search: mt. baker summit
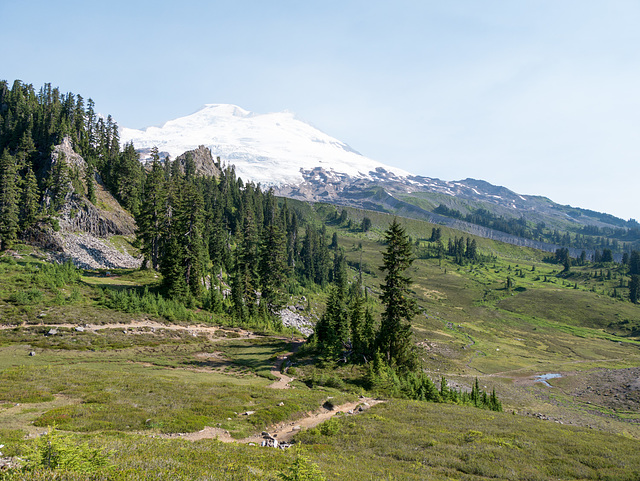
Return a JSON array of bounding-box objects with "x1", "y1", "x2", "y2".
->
[
  {"x1": 120, "y1": 104, "x2": 631, "y2": 249},
  {"x1": 119, "y1": 104, "x2": 409, "y2": 186}
]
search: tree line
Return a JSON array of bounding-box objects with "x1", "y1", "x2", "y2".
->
[{"x1": 433, "y1": 203, "x2": 640, "y2": 254}]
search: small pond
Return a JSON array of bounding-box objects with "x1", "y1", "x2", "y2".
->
[{"x1": 534, "y1": 373, "x2": 562, "y2": 387}]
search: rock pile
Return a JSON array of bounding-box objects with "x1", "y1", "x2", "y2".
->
[
  {"x1": 278, "y1": 307, "x2": 314, "y2": 336},
  {"x1": 50, "y1": 231, "x2": 142, "y2": 270}
]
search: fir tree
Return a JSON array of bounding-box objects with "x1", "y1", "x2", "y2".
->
[
  {"x1": 49, "y1": 151, "x2": 70, "y2": 211},
  {"x1": 259, "y1": 223, "x2": 289, "y2": 315},
  {"x1": 19, "y1": 165, "x2": 39, "y2": 229},
  {"x1": 630, "y1": 275, "x2": 640, "y2": 304},
  {"x1": 85, "y1": 162, "x2": 96, "y2": 204},
  {"x1": 0, "y1": 150, "x2": 19, "y2": 250},
  {"x1": 377, "y1": 218, "x2": 418, "y2": 370},
  {"x1": 137, "y1": 157, "x2": 167, "y2": 270}
]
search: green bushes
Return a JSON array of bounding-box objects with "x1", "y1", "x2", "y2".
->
[
  {"x1": 367, "y1": 357, "x2": 502, "y2": 411},
  {"x1": 10, "y1": 288, "x2": 43, "y2": 305},
  {"x1": 32, "y1": 260, "x2": 81, "y2": 289},
  {"x1": 99, "y1": 287, "x2": 199, "y2": 322},
  {"x1": 18, "y1": 427, "x2": 111, "y2": 476}
]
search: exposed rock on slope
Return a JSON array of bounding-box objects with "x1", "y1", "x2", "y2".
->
[
  {"x1": 174, "y1": 145, "x2": 221, "y2": 178},
  {"x1": 26, "y1": 137, "x2": 141, "y2": 269}
]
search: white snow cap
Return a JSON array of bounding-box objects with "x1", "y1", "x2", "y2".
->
[{"x1": 120, "y1": 104, "x2": 409, "y2": 185}]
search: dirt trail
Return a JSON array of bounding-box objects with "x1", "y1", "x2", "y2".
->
[
  {"x1": 266, "y1": 341, "x2": 304, "y2": 389},
  {"x1": 0, "y1": 320, "x2": 256, "y2": 341},
  {"x1": 165, "y1": 397, "x2": 384, "y2": 444}
]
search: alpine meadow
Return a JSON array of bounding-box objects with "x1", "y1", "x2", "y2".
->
[{"x1": 1, "y1": 80, "x2": 640, "y2": 480}]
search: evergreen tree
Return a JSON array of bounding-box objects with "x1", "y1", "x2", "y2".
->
[
  {"x1": 19, "y1": 165, "x2": 39, "y2": 230},
  {"x1": 259, "y1": 223, "x2": 289, "y2": 315},
  {"x1": 232, "y1": 207, "x2": 260, "y2": 320},
  {"x1": 49, "y1": 151, "x2": 70, "y2": 210},
  {"x1": 177, "y1": 181, "x2": 206, "y2": 298},
  {"x1": 160, "y1": 237, "x2": 188, "y2": 300},
  {"x1": 137, "y1": 157, "x2": 167, "y2": 270},
  {"x1": 85, "y1": 162, "x2": 96, "y2": 204},
  {"x1": 630, "y1": 275, "x2": 640, "y2": 304},
  {"x1": 377, "y1": 218, "x2": 418, "y2": 370},
  {"x1": 629, "y1": 251, "x2": 640, "y2": 276},
  {"x1": 0, "y1": 150, "x2": 19, "y2": 250},
  {"x1": 315, "y1": 251, "x2": 349, "y2": 353}
]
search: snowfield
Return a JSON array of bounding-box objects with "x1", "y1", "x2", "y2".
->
[{"x1": 120, "y1": 104, "x2": 410, "y2": 186}]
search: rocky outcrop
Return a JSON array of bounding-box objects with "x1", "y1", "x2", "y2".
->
[
  {"x1": 24, "y1": 137, "x2": 142, "y2": 269},
  {"x1": 52, "y1": 136, "x2": 87, "y2": 172},
  {"x1": 175, "y1": 145, "x2": 221, "y2": 178}
]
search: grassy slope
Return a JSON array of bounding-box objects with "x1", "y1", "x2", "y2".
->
[{"x1": 1, "y1": 206, "x2": 640, "y2": 479}]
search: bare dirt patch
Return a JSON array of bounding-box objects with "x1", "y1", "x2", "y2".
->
[{"x1": 161, "y1": 397, "x2": 384, "y2": 444}]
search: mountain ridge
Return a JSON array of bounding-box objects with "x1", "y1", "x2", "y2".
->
[{"x1": 120, "y1": 104, "x2": 639, "y2": 254}]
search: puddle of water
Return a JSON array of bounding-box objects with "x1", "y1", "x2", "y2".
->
[{"x1": 534, "y1": 373, "x2": 562, "y2": 387}]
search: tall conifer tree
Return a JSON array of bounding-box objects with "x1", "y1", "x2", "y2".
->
[
  {"x1": 0, "y1": 150, "x2": 19, "y2": 250},
  {"x1": 377, "y1": 218, "x2": 418, "y2": 370}
]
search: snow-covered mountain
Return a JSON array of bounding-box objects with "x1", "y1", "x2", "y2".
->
[
  {"x1": 120, "y1": 104, "x2": 410, "y2": 186},
  {"x1": 120, "y1": 104, "x2": 634, "y2": 250}
]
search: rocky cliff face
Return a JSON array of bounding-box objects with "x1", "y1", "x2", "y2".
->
[
  {"x1": 26, "y1": 137, "x2": 142, "y2": 269},
  {"x1": 175, "y1": 145, "x2": 221, "y2": 178}
]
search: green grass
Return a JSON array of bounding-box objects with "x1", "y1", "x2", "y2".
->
[{"x1": 2, "y1": 213, "x2": 640, "y2": 479}]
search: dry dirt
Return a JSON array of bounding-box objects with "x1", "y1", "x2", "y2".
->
[{"x1": 162, "y1": 397, "x2": 384, "y2": 444}]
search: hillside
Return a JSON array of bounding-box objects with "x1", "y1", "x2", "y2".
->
[
  {"x1": 2, "y1": 207, "x2": 640, "y2": 478},
  {"x1": 120, "y1": 103, "x2": 640, "y2": 256},
  {"x1": 2, "y1": 80, "x2": 640, "y2": 479}
]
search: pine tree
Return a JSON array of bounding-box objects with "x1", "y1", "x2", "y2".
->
[
  {"x1": 85, "y1": 162, "x2": 96, "y2": 204},
  {"x1": 137, "y1": 158, "x2": 167, "y2": 270},
  {"x1": 0, "y1": 150, "x2": 19, "y2": 250},
  {"x1": 630, "y1": 275, "x2": 640, "y2": 304},
  {"x1": 115, "y1": 142, "x2": 142, "y2": 215},
  {"x1": 232, "y1": 207, "x2": 260, "y2": 320},
  {"x1": 377, "y1": 218, "x2": 418, "y2": 370},
  {"x1": 49, "y1": 151, "x2": 70, "y2": 211},
  {"x1": 259, "y1": 223, "x2": 289, "y2": 315},
  {"x1": 160, "y1": 237, "x2": 188, "y2": 300},
  {"x1": 177, "y1": 181, "x2": 206, "y2": 298},
  {"x1": 19, "y1": 165, "x2": 39, "y2": 229},
  {"x1": 629, "y1": 251, "x2": 640, "y2": 276}
]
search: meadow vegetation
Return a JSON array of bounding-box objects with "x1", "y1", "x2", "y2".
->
[{"x1": 1, "y1": 207, "x2": 640, "y2": 479}]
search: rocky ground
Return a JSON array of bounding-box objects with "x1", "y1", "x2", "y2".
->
[
  {"x1": 50, "y1": 231, "x2": 141, "y2": 270},
  {"x1": 569, "y1": 367, "x2": 640, "y2": 414},
  {"x1": 279, "y1": 305, "x2": 315, "y2": 337}
]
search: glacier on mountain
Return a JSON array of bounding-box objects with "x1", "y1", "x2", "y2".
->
[{"x1": 119, "y1": 104, "x2": 410, "y2": 186}]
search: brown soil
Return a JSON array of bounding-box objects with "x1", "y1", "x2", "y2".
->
[{"x1": 162, "y1": 397, "x2": 384, "y2": 443}]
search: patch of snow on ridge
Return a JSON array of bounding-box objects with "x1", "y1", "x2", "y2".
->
[{"x1": 120, "y1": 104, "x2": 410, "y2": 186}]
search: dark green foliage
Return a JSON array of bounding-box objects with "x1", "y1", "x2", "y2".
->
[
  {"x1": 299, "y1": 225, "x2": 331, "y2": 286},
  {"x1": 0, "y1": 150, "x2": 19, "y2": 250},
  {"x1": 20, "y1": 165, "x2": 39, "y2": 228},
  {"x1": 377, "y1": 218, "x2": 418, "y2": 370},
  {"x1": 47, "y1": 152, "x2": 71, "y2": 210},
  {"x1": 259, "y1": 223, "x2": 289, "y2": 314},
  {"x1": 99, "y1": 287, "x2": 199, "y2": 322},
  {"x1": 630, "y1": 275, "x2": 640, "y2": 304},
  {"x1": 315, "y1": 253, "x2": 350, "y2": 354},
  {"x1": 113, "y1": 142, "x2": 142, "y2": 215},
  {"x1": 136, "y1": 156, "x2": 166, "y2": 270},
  {"x1": 630, "y1": 251, "x2": 640, "y2": 276}
]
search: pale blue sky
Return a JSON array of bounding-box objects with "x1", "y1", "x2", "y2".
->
[{"x1": 2, "y1": 1, "x2": 639, "y2": 220}]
